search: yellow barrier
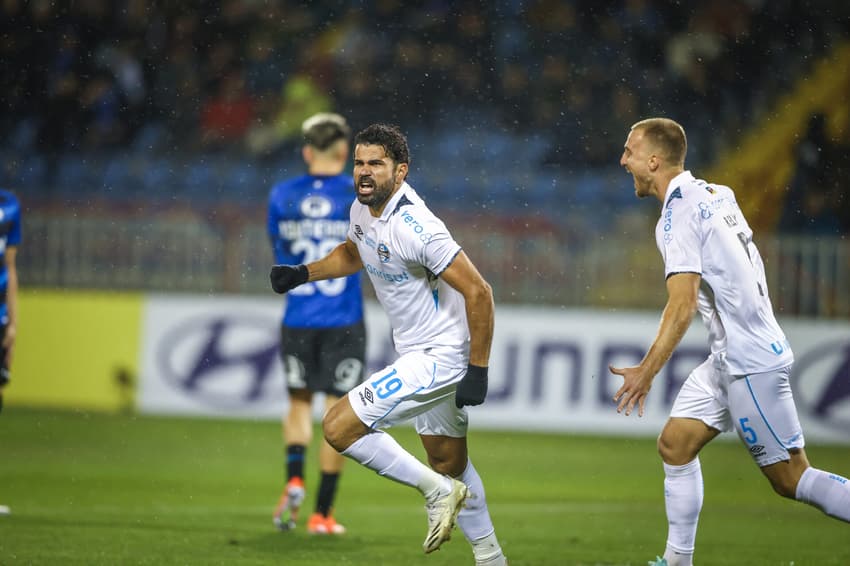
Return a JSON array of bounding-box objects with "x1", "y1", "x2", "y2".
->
[
  {"x1": 706, "y1": 41, "x2": 850, "y2": 232},
  {"x1": 7, "y1": 289, "x2": 142, "y2": 411}
]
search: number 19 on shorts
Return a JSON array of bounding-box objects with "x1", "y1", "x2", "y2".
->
[{"x1": 371, "y1": 368, "x2": 402, "y2": 399}]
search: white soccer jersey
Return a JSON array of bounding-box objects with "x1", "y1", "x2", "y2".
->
[
  {"x1": 656, "y1": 171, "x2": 794, "y2": 375},
  {"x1": 348, "y1": 182, "x2": 469, "y2": 363}
]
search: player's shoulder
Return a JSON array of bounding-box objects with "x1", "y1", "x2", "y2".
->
[
  {"x1": 390, "y1": 187, "x2": 443, "y2": 225},
  {"x1": 327, "y1": 172, "x2": 355, "y2": 188},
  {"x1": 387, "y1": 188, "x2": 451, "y2": 250},
  {"x1": 0, "y1": 189, "x2": 19, "y2": 205},
  {"x1": 669, "y1": 174, "x2": 730, "y2": 208},
  {"x1": 0, "y1": 189, "x2": 20, "y2": 215},
  {"x1": 269, "y1": 174, "x2": 311, "y2": 198}
]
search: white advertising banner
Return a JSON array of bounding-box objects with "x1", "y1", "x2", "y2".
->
[{"x1": 139, "y1": 295, "x2": 850, "y2": 443}]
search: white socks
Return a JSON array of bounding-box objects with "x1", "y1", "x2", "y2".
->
[
  {"x1": 456, "y1": 460, "x2": 504, "y2": 563},
  {"x1": 343, "y1": 434, "x2": 505, "y2": 562},
  {"x1": 795, "y1": 467, "x2": 850, "y2": 522},
  {"x1": 341, "y1": 431, "x2": 449, "y2": 500},
  {"x1": 662, "y1": 458, "x2": 703, "y2": 566}
]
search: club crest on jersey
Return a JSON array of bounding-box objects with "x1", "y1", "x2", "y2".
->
[
  {"x1": 299, "y1": 195, "x2": 332, "y2": 218},
  {"x1": 377, "y1": 242, "x2": 390, "y2": 263}
]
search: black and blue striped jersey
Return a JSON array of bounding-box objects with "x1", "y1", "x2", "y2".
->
[{"x1": 267, "y1": 174, "x2": 363, "y2": 328}]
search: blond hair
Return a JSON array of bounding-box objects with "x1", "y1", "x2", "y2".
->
[{"x1": 631, "y1": 117, "x2": 687, "y2": 167}]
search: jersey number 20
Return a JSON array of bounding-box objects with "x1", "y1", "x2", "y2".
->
[{"x1": 291, "y1": 238, "x2": 347, "y2": 296}]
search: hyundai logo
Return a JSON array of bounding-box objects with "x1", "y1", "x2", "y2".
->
[
  {"x1": 157, "y1": 314, "x2": 279, "y2": 408},
  {"x1": 792, "y1": 340, "x2": 850, "y2": 431}
]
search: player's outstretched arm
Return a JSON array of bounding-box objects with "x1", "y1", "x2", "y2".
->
[
  {"x1": 270, "y1": 238, "x2": 362, "y2": 294},
  {"x1": 610, "y1": 272, "x2": 699, "y2": 417},
  {"x1": 440, "y1": 251, "x2": 495, "y2": 408}
]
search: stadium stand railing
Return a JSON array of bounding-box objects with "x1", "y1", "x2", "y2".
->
[{"x1": 22, "y1": 212, "x2": 849, "y2": 318}]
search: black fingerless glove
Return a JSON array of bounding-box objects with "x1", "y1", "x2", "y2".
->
[
  {"x1": 455, "y1": 364, "x2": 488, "y2": 408},
  {"x1": 270, "y1": 264, "x2": 309, "y2": 294}
]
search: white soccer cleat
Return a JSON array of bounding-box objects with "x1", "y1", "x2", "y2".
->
[{"x1": 423, "y1": 477, "x2": 469, "y2": 554}]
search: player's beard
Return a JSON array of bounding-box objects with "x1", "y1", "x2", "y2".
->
[{"x1": 356, "y1": 175, "x2": 395, "y2": 211}]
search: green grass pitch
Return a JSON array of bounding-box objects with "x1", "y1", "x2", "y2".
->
[{"x1": 0, "y1": 408, "x2": 847, "y2": 565}]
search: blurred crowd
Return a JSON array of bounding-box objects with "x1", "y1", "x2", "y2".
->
[
  {"x1": 780, "y1": 113, "x2": 850, "y2": 236},
  {"x1": 1, "y1": 0, "x2": 849, "y2": 224}
]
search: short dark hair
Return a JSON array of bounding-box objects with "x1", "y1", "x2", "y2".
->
[
  {"x1": 354, "y1": 123, "x2": 410, "y2": 166},
  {"x1": 302, "y1": 113, "x2": 351, "y2": 150},
  {"x1": 631, "y1": 117, "x2": 687, "y2": 166}
]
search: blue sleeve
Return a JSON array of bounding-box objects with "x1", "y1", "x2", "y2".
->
[
  {"x1": 8, "y1": 204, "x2": 21, "y2": 246},
  {"x1": 267, "y1": 187, "x2": 279, "y2": 247}
]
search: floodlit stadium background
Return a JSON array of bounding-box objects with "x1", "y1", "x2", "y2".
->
[
  {"x1": 3, "y1": 2, "x2": 849, "y2": 434},
  {"x1": 3, "y1": 3, "x2": 850, "y2": 565}
]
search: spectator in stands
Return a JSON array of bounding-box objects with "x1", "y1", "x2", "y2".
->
[
  {"x1": 199, "y1": 69, "x2": 255, "y2": 150},
  {"x1": 80, "y1": 72, "x2": 126, "y2": 149},
  {"x1": 780, "y1": 113, "x2": 845, "y2": 236},
  {"x1": 246, "y1": 74, "x2": 331, "y2": 157}
]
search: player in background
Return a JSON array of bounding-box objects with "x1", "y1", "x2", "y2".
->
[
  {"x1": 0, "y1": 189, "x2": 20, "y2": 416},
  {"x1": 270, "y1": 124, "x2": 508, "y2": 565},
  {"x1": 0, "y1": 189, "x2": 21, "y2": 517},
  {"x1": 267, "y1": 113, "x2": 365, "y2": 535},
  {"x1": 611, "y1": 118, "x2": 850, "y2": 566}
]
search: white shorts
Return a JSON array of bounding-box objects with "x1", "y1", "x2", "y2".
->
[
  {"x1": 348, "y1": 350, "x2": 469, "y2": 438},
  {"x1": 671, "y1": 356, "x2": 804, "y2": 467}
]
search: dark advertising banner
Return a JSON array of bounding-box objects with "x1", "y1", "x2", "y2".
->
[{"x1": 139, "y1": 295, "x2": 849, "y2": 444}]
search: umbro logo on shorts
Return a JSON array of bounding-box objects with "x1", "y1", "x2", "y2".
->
[
  {"x1": 358, "y1": 387, "x2": 375, "y2": 406},
  {"x1": 749, "y1": 444, "x2": 766, "y2": 457}
]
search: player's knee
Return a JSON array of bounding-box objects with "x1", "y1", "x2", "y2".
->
[
  {"x1": 764, "y1": 461, "x2": 806, "y2": 499},
  {"x1": 322, "y1": 398, "x2": 367, "y2": 453},
  {"x1": 763, "y1": 451, "x2": 809, "y2": 499},
  {"x1": 657, "y1": 433, "x2": 674, "y2": 462},
  {"x1": 321, "y1": 404, "x2": 346, "y2": 452},
  {"x1": 657, "y1": 432, "x2": 688, "y2": 465},
  {"x1": 767, "y1": 473, "x2": 799, "y2": 499},
  {"x1": 427, "y1": 453, "x2": 464, "y2": 477}
]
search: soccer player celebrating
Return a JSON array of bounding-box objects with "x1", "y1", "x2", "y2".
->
[
  {"x1": 268, "y1": 113, "x2": 366, "y2": 534},
  {"x1": 270, "y1": 123, "x2": 508, "y2": 565},
  {"x1": 611, "y1": 117, "x2": 850, "y2": 566}
]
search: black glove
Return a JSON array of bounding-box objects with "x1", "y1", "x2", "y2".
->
[
  {"x1": 270, "y1": 264, "x2": 309, "y2": 294},
  {"x1": 455, "y1": 364, "x2": 488, "y2": 408}
]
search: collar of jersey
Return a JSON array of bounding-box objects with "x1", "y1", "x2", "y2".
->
[
  {"x1": 661, "y1": 170, "x2": 694, "y2": 211},
  {"x1": 377, "y1": 181, "x2": 413, "y2": 222}
]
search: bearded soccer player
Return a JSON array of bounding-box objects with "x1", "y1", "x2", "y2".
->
[{"x1": 270, "y1": 123, "x2": 508, "y2": 565}]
